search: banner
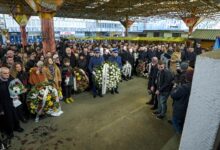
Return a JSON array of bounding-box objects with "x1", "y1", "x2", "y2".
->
[{"x1": 213, "y1": 37, "x2": 220, "y2": 51}]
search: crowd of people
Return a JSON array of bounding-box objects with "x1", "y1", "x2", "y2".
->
[
  {"x1": 0, "y1": 39, "x2": 204, "y2": 149},
  {"x1": 145, "y1": 43, "x2": 203, "y2": 134}
]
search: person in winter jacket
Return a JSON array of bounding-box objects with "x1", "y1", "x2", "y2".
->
[
  {"x1": 61, "y1": 58, "x2": 74, "y2": 104},
  {"x1": 171, "y1": 70, "x2": 194, "y2": 134},
  {"x1": 153, "y1": 60, "x2": 174, "y2": 119},
  {"x1": 146, "y1": 57, "x2": 159, "y2": 110}
]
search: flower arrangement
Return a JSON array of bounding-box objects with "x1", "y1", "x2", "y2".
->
[
  {"x1": 73, "y1": 68, "x2": 89, "y2": 92},
  {"x1": 9, "y1": 79, "x2": 26, "y2": 107},
  {"x1": 27, "y1": 82, "x2": 63, "y2": 122},
  {"x1": 107, "y1": 62, "x2": 121, "y2": 90},
  {"x1": 94, "y1": 62, "x2": 121, "y2": 94},
  {"x1": 122, "y1": 61, "x2": 132, "y2": 78},
  {"x1": 9, "y1": 79, "x2": 25, "y2": 96},
  {"x1": 136, "y1": 60, "x2": 146, "y2": 76}
]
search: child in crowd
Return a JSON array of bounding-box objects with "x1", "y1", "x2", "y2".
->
[{"x1": 61, "y1": 58, "x2": 74, "y2": 103}]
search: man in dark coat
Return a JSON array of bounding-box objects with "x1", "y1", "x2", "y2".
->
[
  {"x1": 194, "y1": 43, "x2": 202, "y2": 55},
  {"x1": 181, "y1": 47, "x2": 197, "y2": 68},
  {"x1": 171, "y1": 70, "x2": 194, "y2": 134},
  {"x1": 146, "y1": 57, "x2": 159, "y2": 110},
  {"x1": 119, "y1": 46, "x2": 132, "y2": 80},
  {"x1": 0, "y1": 67, "x2": 24, "y2": 140},
  {"x1": 146, "y1": 47, "x2": 156, "y2": 63},
  {"x1": 120, "y1": 46, "x2": 130, "y2": 65},
  {"x1": 155, "y1": 47, "x2": 163, "y2": 60},
  {"x1": 25, "y1": 53, "x2": 37, "y2": 72},
  {"x1": 62, "y1": 47, "x2": 77, "y2": 68},
  {"x1": 153, "y1": 60, "x2": 174, "y2": 119},
  {"x1": 127, "y1": 48, "x2": 135, "y2": 78}
]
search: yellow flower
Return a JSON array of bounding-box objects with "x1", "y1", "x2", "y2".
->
[
  {"x1": 77, "y1": 77, "x2": 81, "y2": 81},
  {"x1": 46, "y1": 95, "x2": 52, "y2": 101},
  {"x1": 48, "y1": 101, "x2": 53, "y2": 107},
  {"x1": 76, "y1": 73, "x2": 80, "y2": 76},
  {"x1": 58, "y1": 90, "x2": 62, "y2": 97},
  {"x1": 31, "y1": 105, "x2": 36, "y2": 109},
  {"x1": 29, "y1": 68, "x2": 33, "y2": 73}
]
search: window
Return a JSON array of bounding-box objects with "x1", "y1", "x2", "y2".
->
[
  {"x1": 172, "y1": 33, "x2": 181, "y2": 37},
  {"x1": 154, "y1": 32, "x2": 160, "y2": 37}
]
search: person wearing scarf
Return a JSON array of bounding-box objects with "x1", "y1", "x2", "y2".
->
[
  {"x1": 28, "y1": 61, "x2": 47, "y2": 86},
  {"x1": 42, "y1": 57, "x2": 62, "y2": 90}
]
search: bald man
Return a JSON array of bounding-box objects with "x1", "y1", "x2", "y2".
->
[{"x1": 0, "y1": 67, "x2": 24, "y2": 139}]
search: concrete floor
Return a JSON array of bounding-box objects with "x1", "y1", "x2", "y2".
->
[{"x1": 11, "y1": 77, "x2": 180, "y2": 150}]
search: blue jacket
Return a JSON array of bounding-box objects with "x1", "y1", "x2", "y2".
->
[
  {"x1": 88, "y1": 56, "x2": 104, "y2": 73},
  {"x1": 108, "y1": 56, "x2": 122, "y2": 69}
]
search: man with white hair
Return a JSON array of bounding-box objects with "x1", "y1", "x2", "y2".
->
[
  {"x1": 0, "y1": 67, "x2": 24, "y2": 141},
  {"x1": 146, "y1": 57, "x2": 159, "y2": 110}
]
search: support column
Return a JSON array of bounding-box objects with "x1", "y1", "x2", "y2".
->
[
  {"x1": 25, "y1": 0, "x2": 64, "y2": 54},
  {"x1": 125, "y1": 26, "x2": 128, "y2": 37},
  {"x1": 20, "y1": 25, "x2": 27, "y2": 47},
  {"x1": 120, "y1": 15, "x2": 134, "y2": 37},
  {"x1": 40, "y1": 12, "x2": 56, "y2": 54}
]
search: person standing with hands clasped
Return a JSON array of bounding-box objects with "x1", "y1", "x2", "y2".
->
[{"x1": 153, "y1": 60, "x2": 174, "y2": 120}]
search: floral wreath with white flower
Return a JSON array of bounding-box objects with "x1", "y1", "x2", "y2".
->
[
  {"x1": 27, "y1": 82, "x2": 63, "y2": 122},
  {"x1": 94, "y1": 62, "x2": 121, "y2": 95}
]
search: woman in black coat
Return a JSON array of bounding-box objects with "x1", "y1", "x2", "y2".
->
[
  {"x1": 10, "y1": 62, "x2": 29, "y2": 121},
  {"x1": 78, "y1": 54, "x2": 88, "y2": 71}
]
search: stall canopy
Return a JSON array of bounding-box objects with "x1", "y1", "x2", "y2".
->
[{"x1": 0, "y1": 0, "x2": 220, "y2": 20}]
